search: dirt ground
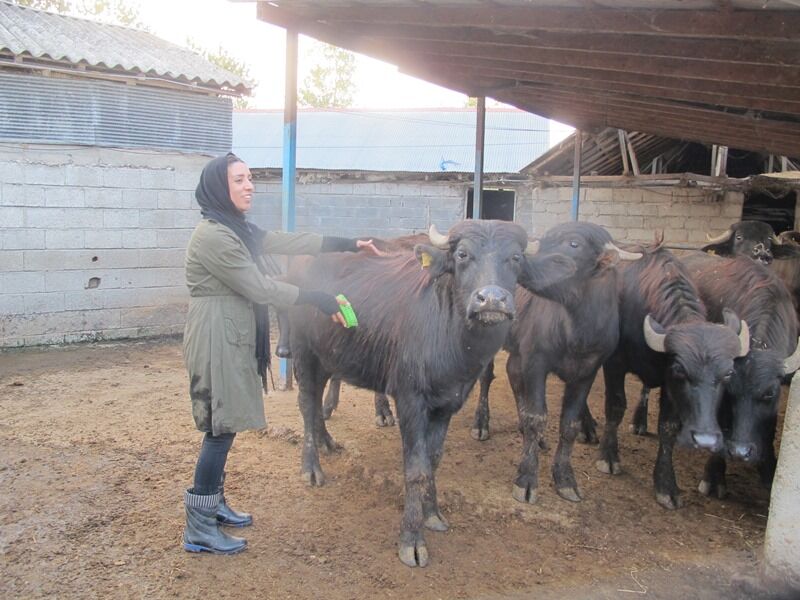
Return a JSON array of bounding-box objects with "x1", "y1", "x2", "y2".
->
[{"x1": 0, "y1": 337, "x2": 795, "y2": 599}]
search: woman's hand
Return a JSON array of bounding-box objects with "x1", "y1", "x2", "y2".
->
[
  {"x1": 356, "y1": 239, "x2": 387, "y2": 257},
  {"x1": 330, "y1": 295, "x2": 349, "y2": 326}
]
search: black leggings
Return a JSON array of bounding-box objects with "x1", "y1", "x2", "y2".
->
[{"x1": 192, "y1": 432, "x2": 236, "y2": 495}]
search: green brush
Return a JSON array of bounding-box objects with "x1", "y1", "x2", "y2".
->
[{"x1": 336, "y1": 294, "x2": 359, "y2": 328}]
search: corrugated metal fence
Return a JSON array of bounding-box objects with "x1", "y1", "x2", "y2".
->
[{"x1": 0, "y1": 72, "x2": 231, "y2": 153}]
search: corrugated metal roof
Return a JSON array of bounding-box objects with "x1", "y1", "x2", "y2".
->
[
  {"x1": 233, "y1": 108, "x2": 549, "y2": 173},
  {"x1": 0, "y1": 1, "x2": 250, "y2": 94}
]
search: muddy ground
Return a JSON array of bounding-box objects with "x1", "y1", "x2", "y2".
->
[{"x1": 0, "y1": 337, "x2": 794, "y2": 599}]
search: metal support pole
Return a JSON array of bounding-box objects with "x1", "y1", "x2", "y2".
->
[
  {"x1": 571, "y1": 130, "x2": 582, "y2": 221},
  {"x1": 279, "y1": 29, "x2": 298, "y2": 391},
  {"x1": 473, "y1": 96, "x2": 485, "y2": 219}
]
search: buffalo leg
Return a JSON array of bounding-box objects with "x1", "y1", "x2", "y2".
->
[
  {"x1": 275, "y1": 308, "x2": 291, "y2": 358},
  {"x1": 422, "y1": 408, "x2": 453, "y2": 532},
  {"x1": 631, "y1": 385, "x2": 651, "y2": 435},
  {"x1": 472, "y1": 360, "x2": 494, "y2": 441},
  {"x1": 314, "y1": 381, "x2": 341, "y2": 454},
  {"x1": 576, "y1": 403, "x2": 599, "y2": 445},
  {"x1": 653, "y1": 389, "x2": 683, "y2": 509},
  {"x1": 396, "y1": 395, "x2": 435, "y2": 568},
  {"x1": 322, "y1": 378, "x2": 341, "y2": 420},
  {"x1": 510, "y1": 355, "x2": 548, "y2": 504},
  {"x1": 699, "y1": 454, "x2": 727, "y2": 499},
  {"x1": 375, "y1": 393, "x2": 395, "y2": 427},
  {"x1": 553, "y1": 376, "x2": 596, "y2": 502},
  {"x1": 596, "y1": 359, "x2": 627, "y2": 475},
  {"x1": 294, "y1": 351, "x2": 330, "y2": 486}
]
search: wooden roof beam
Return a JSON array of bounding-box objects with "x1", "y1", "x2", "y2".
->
[
  {"x1": 281, "y1": 7, "x2": 800, "y2": 41},
  {"x1": 355, "y1": 23, "x2": 800, "y2": 67}
]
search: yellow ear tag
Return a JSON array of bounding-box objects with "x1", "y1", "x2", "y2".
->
[{"x1": 421, "y1": 252, "x2": 432, "y2": 268}]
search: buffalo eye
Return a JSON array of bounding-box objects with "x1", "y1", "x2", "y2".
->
[
  {"x1": 735, "y1": 234, "x2": 743, "y2": 241},
  {"x1": 456, "y1": 249, "x2": 469, "y2": 261},
  {"x1": 569, "y1": 240, "x2": 580, "y2": 249},
  {"x1": 510, "y1": 253, "x2": 522, "y2": 264},
  {"x1": 671, "y1": 363, "x2": 687, "y2": 379},
  {"x1": 722, "y1": 369, "x2": 734, "y2": 383}
]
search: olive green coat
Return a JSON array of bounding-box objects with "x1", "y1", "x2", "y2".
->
[{"x1": 183, "y1": 219, "x2": 323, "y2": 435}]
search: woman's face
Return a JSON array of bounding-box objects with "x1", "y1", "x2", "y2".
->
[{"x1": 228, "y1": 161, "x2": 254, "y2": 213}]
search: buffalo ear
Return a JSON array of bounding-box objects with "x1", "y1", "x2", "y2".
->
[
  {"x1": 414, "y1": 244, "x2": 452, "y2": 278},
  {"x1": 701, "y1": 242, "x2": 727, "y2": 256},
  {"x1": 722, "y1": 308, "x2": 750, "y2": 357},
  {"x1": 519, "y1": 253, "x2": 576, "y2": 293},
  {"x1": 596, "y1": 249, "x2": 619, "y2": 271},
  {"x1": 772, "y1": 244, "x2": 800, "y2": 259}
]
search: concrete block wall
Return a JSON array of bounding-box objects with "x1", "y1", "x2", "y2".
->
[
  {"x1": 0, "y1": 144, "x2": 210, "y2": 347},
  {"x1": 248, "y1": 176, "x2": 467, "y2": 238},
  {"x1": 516, "y1": 184, "x2": 744, "y2": 244}
]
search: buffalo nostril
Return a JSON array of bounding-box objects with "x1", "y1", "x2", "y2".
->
[{"x1": 692, "y1": 432, "x2": 721, "y2": 449}]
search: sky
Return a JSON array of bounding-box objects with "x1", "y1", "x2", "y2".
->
[{"x1": 128, "y1": 0, "x2": 574, "y2": 144}]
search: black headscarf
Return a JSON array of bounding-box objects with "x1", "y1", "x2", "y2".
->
[{"x1": 195, "y1": 153, "x2": 272, "y2": 391}]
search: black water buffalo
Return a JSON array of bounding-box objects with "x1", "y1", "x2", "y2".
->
[
  {"x1": 632, "y1": 221, "x2": 800, "y2": 435},
  {"x1": 595, "y1": 246, "x2": 750, "y2": 509},
  {"x1": 320, "y1": 233, "x2": 427, "y2": 427},
  {"x1": 702, "y1": 220, "x2": 800, "y2": 265},
  {"x1": 681, "y1": 253, "x2": 800, "y2": 497},
  {"x1": 474, "y1": 222, "x2": 640, "y2": 503},
  {"x1": 285, "y1": 220, "x2": 575, "y2": 567}
]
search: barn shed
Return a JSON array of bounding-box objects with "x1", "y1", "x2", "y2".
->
[
  {"x1": 246, "y1": 0, "x2": 800, "y2": 590},
  {"x1": 0, "y1": 1, "x2": 250, "y2": 347}
]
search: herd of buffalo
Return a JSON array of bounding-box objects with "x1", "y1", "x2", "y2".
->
[{"x1": 275, "y1": 218, "x2": 800, "y2": 567}]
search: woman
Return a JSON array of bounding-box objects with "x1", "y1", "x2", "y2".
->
[{"x1": 182, "y1": 153, "x2": 381, "y2": 555}]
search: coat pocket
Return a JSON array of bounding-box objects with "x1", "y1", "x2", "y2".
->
[{"x1": 223, "y1": 302, "x2": 255, "y2": 347}]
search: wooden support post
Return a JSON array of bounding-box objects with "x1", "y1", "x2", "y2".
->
[
  {"x1": 716, "y1": 146, "x2": 728, "y2": 177},
  {"x1": 782, "y1": 156, "x2": 790, "y2": 172},
  {"x1": 768, "y1": 154, "x2": 775, "y2": 173},
  {"x1": 617, "y1": 129, "x2": 630, "y2": 175},
  {"x1": 625, "y1": 132, "x2": 640, "y2": 176},
  {"x1": 711, "y1": 144, "x2": 718, "y2": 176}
]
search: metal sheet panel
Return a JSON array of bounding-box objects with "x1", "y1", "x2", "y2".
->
[{"x1": 0, "y1": 73, "x2": 231, "y2": 154}]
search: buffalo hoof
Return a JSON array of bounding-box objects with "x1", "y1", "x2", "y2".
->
[
  {"x1": 655, "y1": 492, "x2": 684, "y2": 510},
  {"x1": 512, "y1": 484, "x2": 538, "y2": 504},
  {"x1": 398, "y1": 538, "x2": 429, "y2": 568},
  {"x1": 595, "y1": 459, "x2": 622, "y2": 475},
  {"x1": 424, "y1": 513, "x2": 449, "y2": 532},
  {"x1": 630, "y1": 423, "x2": 648, "y2": 436},
  {"x1": 275, "y1": 345, "x2": 291, "y2": 359},
  {"x1": 470, "y1": 427, "x2": 490, "y2": 441},
  {"x1": 375, "y1": 414, "x2": 395, "y2": 427},
  {"x1": 698, "y1": 479, "x2": 727, "y2": 499},
  {"x1": 538, "y1": 438, "x2": 550, "y2": 452},
  {"x1": 557, "y1": 486, "x2": 582, "y2": 503},
  {"x1": 300, "y1": 467, "x2": 326, "y2": 487},
  {"x1": 576, "y1": 430, "x2": 599, "y2": 445}
]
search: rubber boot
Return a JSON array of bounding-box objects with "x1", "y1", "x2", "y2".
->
[
  {"x1": 216, "y1": 472, "x2": 253, "y2": 528},
  {"x1": 183, "y1": 489, "x2": 247, "y2": 555}
]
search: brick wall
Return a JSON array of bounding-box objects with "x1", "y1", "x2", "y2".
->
[
  {"x1": 515, "y1": 183, "x2": 745, "y2": 243},
  {"x1": 0, "y1": 144, "x2": 209, "y2": 347}
]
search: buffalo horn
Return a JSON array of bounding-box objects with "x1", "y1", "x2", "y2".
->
[
  {"x1": 526, "y1": 239, "x2": 540, "y2": 255},
  {"x1": 604, "y1": 242, "x2": 642, "y2": 261},
  {"x1": 783, "y1": 336, "x2": 800, "y2": 375},
  {"x1": 428, "y1": 224, "x2": 450, "y2": 249},
  {"x1": 705, "y1": 229, "x2": 732, "y2": 244},
  {"x1": 736, "y1": 320, "x2": 750, "y2": 358},
  {"x1": 643, "y1": 315, "x2": 666, "y2": 353}
]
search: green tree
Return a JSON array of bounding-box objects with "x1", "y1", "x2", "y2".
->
[
  {"x1": 187, "y1": 39, "x2": 255, "y2": 110},
  {"x1": 299, "y1": 42, "x2": 356, "y2": 108}
]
